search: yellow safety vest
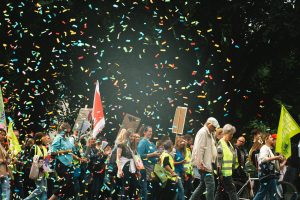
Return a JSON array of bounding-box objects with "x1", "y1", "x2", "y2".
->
[
  {"x1": 219, "y1": 139, "x2": 238, "y2": 177},
  {"x1": 160, "y1": 151, "x2": 177, "y2": 181},
  {"x1": 35, "y1": 145, "x2": 49, "y2": 178},
  {"x1": 35, "y1": 145, "x2": 48, "y2": 158},
  {"x1": 183, "y1": 148, "x2": 193, "y2": 175}
]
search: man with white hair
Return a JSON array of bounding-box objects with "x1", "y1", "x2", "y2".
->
[
  {"x1": 190, "y1": 117, "x2": 219, "y2": 200},
  {"x1": 215, "y1": 124, "x2": 239, "y2": 200}
]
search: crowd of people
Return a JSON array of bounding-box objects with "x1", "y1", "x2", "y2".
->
[{"x1": 0, "y1": 117, "x2": 299, "y2": 200}]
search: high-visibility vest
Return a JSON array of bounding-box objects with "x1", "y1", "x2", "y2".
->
[
  {"x1": 160, "y1": 151, "x2": 177, "y2": 181},
  {"x1": 219, "y1": 139, "x2": 238, "y2": 177},
  {"x1": 35, "y1": 145, "x2": 49, "y2": 178},
  {"x1": 184, "y1": 148, "x2": 193, "y2": 175},
  {"x1": 35, "y1": 145, "x2": 48, "y2": 158}
]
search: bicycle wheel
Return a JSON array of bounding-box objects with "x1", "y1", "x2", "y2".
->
[
  {"x1": 277, "y1": 181, "x2": 298, "y2": 200},
  {"x1": 234, "y1": 181, "x2": 251, "y2": 200}
]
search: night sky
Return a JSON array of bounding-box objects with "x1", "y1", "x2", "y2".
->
[{"x1": 0, "y1": 0, "x2": 271, "y2": 142}]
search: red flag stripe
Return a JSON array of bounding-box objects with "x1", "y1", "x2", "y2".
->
[{"x1": 92, "y1": 81, "x2": 105, "y2": 137}]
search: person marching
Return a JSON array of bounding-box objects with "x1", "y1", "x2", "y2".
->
[
  {"x1": 190, "y1": 117, "x2": 219, "y2": 200},
  {"x1": 116, "y1": 129, "x2": 140, "y2": 199},
  {"x1": 24, "y1": 132, "x2": 49, "y2": 200},
  {"x1": 215, "y1": 124, "x2": 239, "y2": 200},
  {"x1": 49, "y1": 122, "x2": 81, "y2": 200},
  {"x1": 0, "y1": 128, "x2": 11, "y2": 200},
  {"x1": 157, "y1": 140, "x2": 178, "y2": 200},
  {"x1": 137, "y1": 126, "x2": 160, "y2": 200},
  {"x1": 252, "y1": 133, "x2": 283, "y2": 200}
]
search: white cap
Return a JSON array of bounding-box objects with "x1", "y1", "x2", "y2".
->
[{"x1": 206, "y1": 117, "x2": 220, "y2": 128}]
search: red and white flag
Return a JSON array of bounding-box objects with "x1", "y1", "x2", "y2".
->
[{"x1": 92, "y1": 81, "x2": 105, "y2": 138}]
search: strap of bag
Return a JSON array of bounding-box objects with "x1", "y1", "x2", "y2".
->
[
  {"x1": 34, "y1": 145, "x2": 37, "y2": 156},
  {"x1": 127, "y1": 143, "x2": 139, "y2": 169}
]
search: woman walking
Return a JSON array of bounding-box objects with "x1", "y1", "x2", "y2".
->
[
  {"x1": 157, "y1": 140, "x2": 178, "y2": 200},
  {"x1": 174, "y1": 137, "x2": 186, "y2": 200},
  {"x1": 253, "y1": 133, "x2": 282, "y2": 200},
  {"x1": 116, "y1": 129, "x2": 140, "y2": 199},
  {"x1": 24, "y1": 132, "x2": 49, "y2": 200}
]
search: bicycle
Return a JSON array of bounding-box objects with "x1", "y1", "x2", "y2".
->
[{"x1": 235, "y1": 174, "x2": 298, "y2": 200}]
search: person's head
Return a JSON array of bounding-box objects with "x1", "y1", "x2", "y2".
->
[
  {"x1": 0, "y1": 129, "x2": 6, "y2": 142},
  {"x1": 42, "y1": 134, "x2": 51, "y2": 145},
  {"x1": 25, "y1": 138, "x2": 35, "y2": 148},
  {"x1": 103, "y1": 143, "x2": 111, "y2": 155},
  {"x1": 175, "y1": 137, "x2": 186, "y2": 150},
  {"x1": 73, "y1": 139, "x2": 79, "y2": 148},
  {"x1": 89, "y1": 137, "x2": 96, "y2": 147},
  {"x1": 115, "y1": 128, "x2": 131, "y2": 145},
  {"x1": 143, "y1": 126, "x2": 153, "y2": 139},
  {"x1": 34, "y1": 132, "x2": 45, "y2": 146},
  {"x1": 251, "y1": 129, "x2": 262, "y2": 143},
  {"x1": 73, "y1": 130, "x2": 79, "y2": 137},
  {"x1": 215, "y1": 128, "x2": 224, "y2": 141},
  {"x1": 156, "y1": 140, "x2": 164, "y2": 150},
  {"x1": 236, "y1": 136, "x2": 246, "y2": 147},
  {"x1": 262, "y1": 133, "x2": 274, "y2": 146},
  {"x1": 163, "y1": 140, "x2": 173, "y2": 152},
  {"x1": 129, "y1": 131, "x2": 136, "y2": 144},
  {"x1": 134, "y1": 133, "x2": 140, "y2": 143},
  {"x1": 96, "y1": 139, "x2": 102, "y2": 147},
  {"x1": 183, "y1": 134, "x2": 193, "y2": 147},
  {"x1": 205, "y1": 117, "x2": 220, "y2": 133},
  {"x1": 222, "y1": 124, "x2": 236, "y2": 141},
  {"x1": 58, "y1": 122, "x2": 72, "y2": 135}
]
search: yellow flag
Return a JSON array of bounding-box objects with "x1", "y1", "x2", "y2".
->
[
  {"x1": 275, "y1": 105, "x2": 300, "y2": 158},
  {"x1": 7, "y1": 122, "x2": 22, "y2": 156}
]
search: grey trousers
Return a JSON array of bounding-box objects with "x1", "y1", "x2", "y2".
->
[
  {"x1": 190, "y1": 170, "x2": 215, "y2": 200},
  {"x1": 215, "y1": 176, "x2": 238, "y2": 200}
]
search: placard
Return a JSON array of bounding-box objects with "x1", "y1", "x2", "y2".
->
[
  {"x1": 118, "y1": 113, "x2": 141, "y2": 133},
  {"x1": 172, "y1": 106, "x2": 187, "y2": 134},
  {"x1": 73, "y1": 108, "x2": 92, "y2": 133}
]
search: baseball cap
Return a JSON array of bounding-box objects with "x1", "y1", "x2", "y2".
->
[{"x1": 206, "y1": 117, "x2": 220, "y2": 128}]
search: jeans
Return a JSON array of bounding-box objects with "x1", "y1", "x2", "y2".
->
[
  {"x1": 177, "y1": 177, "x2": 185, "y2": 200},
  {"x1": 24, "y1": 177, "x2": 47, "y2": 200},
  {"x1": 0, "y1": 176, "x2": 10, "y2": 200},
  {"x1": 157, "y1": 179, "x2": 177, "y2": 200},
  {"x1": 140, "y1": 170, "x2": 148, "y2": 200},
  {"x1": 215, "y1": 176, "x2": 238, "y2": 200},
  {"x1": 184, "y1": 174, "x2": 193, "y2": 199},
  {"x1": 53, "y1": 159, "x2": 75, "y2": 199},
  {"x1": 121, "y1": 162, "x2": 140, "y2": 200},
  {"x1": 190, "y1": 170, "x2": 215, "y2": 200},
  {"x1": 253, "y1": 178, "x2": 277, "y2": 200}
]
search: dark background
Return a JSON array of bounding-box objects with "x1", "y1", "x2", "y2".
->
[{"x1": 1, "y1": 0, "x2": 300, "y2": 143}]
